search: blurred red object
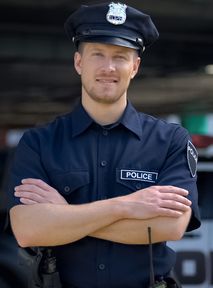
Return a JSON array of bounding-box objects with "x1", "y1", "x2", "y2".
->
[{"x1": 192, "y1": 134, "x2": 213, "y2": 148}]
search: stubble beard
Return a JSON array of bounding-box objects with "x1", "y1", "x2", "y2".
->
[{"x1": 82, "y1": 83, "x2": 126, "y2": 105}]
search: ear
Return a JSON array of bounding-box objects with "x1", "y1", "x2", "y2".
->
[
  {"x1": 74, "y1": 52, "x2": 82, "y2": 75},
  {"x1": 131, "y1": 56, "x2": 141, "y2": 79}
]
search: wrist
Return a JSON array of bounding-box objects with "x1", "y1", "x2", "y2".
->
[{"x1": 108, "y1": 197, "x2": 130, "y2": 220}]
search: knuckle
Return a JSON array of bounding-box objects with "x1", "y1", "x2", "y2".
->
[
  {"x1": 37, "y1": 179, "x2": 43, "y2": 185},
  {"x1": 31, "y1": 185, "x2": 37, "y2": 193},
  {"x1": 156, "y1": 198, "x2": 162, "y2": 206}
]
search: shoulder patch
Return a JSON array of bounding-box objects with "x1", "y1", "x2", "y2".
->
[{"x1": 187, "y1": 140, "x2": 198, "y2": 177}]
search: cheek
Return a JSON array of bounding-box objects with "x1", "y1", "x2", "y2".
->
[
  {"x1": 119, "y1": 62, "x2": 135, "y2": 76},
  {"x1": 81, "y1": 61, "x2": 97, "y2": 77},
  {"x1": 122, "y1": 67, "x2": 135, "y2": 81},
  {"x1": 81, "y1": 67, "x2": 95, "y2": 86}
]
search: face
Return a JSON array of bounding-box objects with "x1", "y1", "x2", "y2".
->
[{"x1": 74, "y1": 42, "x2": 141, "y2": 105}]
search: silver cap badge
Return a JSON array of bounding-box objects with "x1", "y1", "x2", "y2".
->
[{"x1": 106, "y1": 2, "x2": 127, "y2": 25}]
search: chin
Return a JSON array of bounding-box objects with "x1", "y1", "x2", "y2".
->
[{"x1": 97, "y1": 94, "x2": 122, "y2": 104}]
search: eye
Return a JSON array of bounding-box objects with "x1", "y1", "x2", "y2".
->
[
  {"x1": 115, "y1": 54, "x2": 127, "y2": 60},
  {"x1": 92, "y1": 52, "x2": 104, "y2": 57}
]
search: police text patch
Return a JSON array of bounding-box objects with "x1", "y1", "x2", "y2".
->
[
  {"x1": 120, "y1": 169, "x2": 158, "y2": 183},
  {"x1": 187, "y1": 140, "x2": 198, "y2": 178}
]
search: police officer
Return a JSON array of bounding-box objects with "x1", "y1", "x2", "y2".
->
[{"x1": 9, "y1": 2, "x2": 200, "y2": 287}]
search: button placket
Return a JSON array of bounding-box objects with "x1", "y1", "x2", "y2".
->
[{"x1": 96, "y1": 127, "x2": 110, "y2": 286}]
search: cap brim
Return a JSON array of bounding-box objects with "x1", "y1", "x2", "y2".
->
[{"x1": 77, "y1": 36, "x2": 140, "y2": 50}]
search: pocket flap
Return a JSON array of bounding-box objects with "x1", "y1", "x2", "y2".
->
[{"x1": 51, "y1": 170, "x2": 90, "y2": 195}]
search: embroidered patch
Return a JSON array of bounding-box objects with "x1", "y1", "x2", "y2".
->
[
  {"x1": 106, "y1": 2, "x2": 127, "y2": 25},
  {"x1": 120, "y1": 169, "x2": 158, "y2": 183},
  {"x1": 187, "y1": 140, "x2": 198, "y2": 177}
]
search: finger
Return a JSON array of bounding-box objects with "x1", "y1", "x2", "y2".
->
[
  {"x1": 15, "y1": 185, "x2": 68, "y2": 205},
  {"x1": 20, "y1": 198, "x2": 38, "y2": 205},
  {"x1": 15, "y1": 184, "x2": 48, "y2": 197},
  {"x1": 159, "y1": 199, "x2": 191, "y2": 212},
  {"x1": 157, "y1": 186, "x2": 189, "y2": 196},
  {"x1": 156, "y1": 207, "x2": 186, "y2": 218},
  {"x1": 21, "y1": 178, "x2": 54, "y2": 192},
  {"x1": 160, "y1": 193, "x2": 192, "y2": 206},
  {"x1": 15, "y1": 191, "x2": 45, "y2": 203}
]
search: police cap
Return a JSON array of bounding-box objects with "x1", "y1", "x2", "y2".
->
[{"x1": 64, "y1": 2, "x2": 159, "y2": 52}]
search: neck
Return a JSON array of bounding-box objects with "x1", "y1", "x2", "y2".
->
[
  {"x1": 82, "y1": 99, "x2": 127, "y2": 126},
  {"x1": 82, "y1": 98, "x2": 127, "y2": 126},
  {"x1": 81, "y1": 94, "x2": 127, "y2": 126}
]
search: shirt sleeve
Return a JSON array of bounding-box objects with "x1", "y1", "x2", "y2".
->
[
  {"x1": 7, "y1": 130, "x2": 51, "y2": 209},
  {"x1": 157, "y1": 125, "x2": 201, "y2": 232}
]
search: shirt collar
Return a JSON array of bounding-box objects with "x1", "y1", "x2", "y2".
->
[
  {"x1": 71, "y1": 103, "x2": 94, "y2": 137},
  {"x1": 119, "y1": 101, "x2": 142, "y2": 140},
  {"x1": 71, "y1": 101, "x2": 142, "y2": 140}
]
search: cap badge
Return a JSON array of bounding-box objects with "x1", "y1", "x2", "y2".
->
[{"x1": 106, "y1": 2, "x2": 127, "y2": 25}]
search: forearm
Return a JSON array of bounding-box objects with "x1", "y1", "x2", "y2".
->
[
  {"x1": 10, "y1": 199, "x2": 125, "y2": 247},
  {"x1": 11, "y1": 182, "x2": 192, "y2": 247},
  {"x1": 90, "y1": 209, "x2": 192, "y2": 244}
]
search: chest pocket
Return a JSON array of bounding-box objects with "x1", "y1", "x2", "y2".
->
[{"x1": 50, "y1": 170, "x2": 90, "y2": 204}]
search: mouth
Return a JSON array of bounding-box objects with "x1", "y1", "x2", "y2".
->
[{"x1": 96, "y1": 78, "x2": 118, "y2": 83}]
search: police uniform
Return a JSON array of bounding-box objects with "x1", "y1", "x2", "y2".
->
[{"x1": 8, "y1": 2, "x2": 201, "y2": 288}]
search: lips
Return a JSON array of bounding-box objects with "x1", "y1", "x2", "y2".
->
[{"x1": 96, "y1": 78, "x2": 118, "y2": 83}]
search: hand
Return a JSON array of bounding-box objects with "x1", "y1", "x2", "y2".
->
[
  {"x1": 118, "y1": 185, "x2": 191, "y2": 219},
  {"x1": 14, "y1": 178, "x2": 68, "y2": 205}
]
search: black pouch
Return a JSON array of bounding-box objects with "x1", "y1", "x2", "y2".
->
[
  {"x1": 164, "y1": 273, "x2": 182, "y2": 288},
  {"x1": 19, "y1": 247, "x2": 62, "y2": 288}
]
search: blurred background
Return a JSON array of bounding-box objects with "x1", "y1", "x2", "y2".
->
[
  {"x1": 0, "y1": 0, "x2": 213, "y2": 287},
  {"x1": 0, "y1": 0, "x2": 213, "y2": 128}
]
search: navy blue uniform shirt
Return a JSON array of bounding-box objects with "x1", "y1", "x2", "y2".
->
[{"x1": 8, "y1": 102, "x2": 200, "y2": 288}]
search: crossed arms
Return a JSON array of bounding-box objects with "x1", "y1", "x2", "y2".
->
[{"x1": 10, "y1": 178, "x2": 192, "y2": 247}]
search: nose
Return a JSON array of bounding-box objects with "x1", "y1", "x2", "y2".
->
[{"x1": 101, "y1": 57, "x2": 116, "y2": 73}]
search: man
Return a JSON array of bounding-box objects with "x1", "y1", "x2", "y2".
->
[{"x1": 9, "y1": 2, "x2": 200, "y2": 287}]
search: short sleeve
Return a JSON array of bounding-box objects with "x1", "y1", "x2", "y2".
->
[
  {"x1": 7, "y1": 130, "x2": 50, "y2": 209},
  {"x1": 157, "y1": 126, "x2": 201, "y2": 232}
]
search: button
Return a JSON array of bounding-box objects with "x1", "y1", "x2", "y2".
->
[
  {"x1": 136, "y1": 183, "x2": 142, "y2": 190},
  {"x1": 101, "y1": 160, "x2": 107, "y2": 167},
  {"x1": 64, "y1": 186, "x2": 71, "y2": 193},
  {"x1": 102, "y1": 129, "x2": 108, "y2": 136},
  {"x1": 98, "y1": 264, "x2": 105, "y2": 270}
]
